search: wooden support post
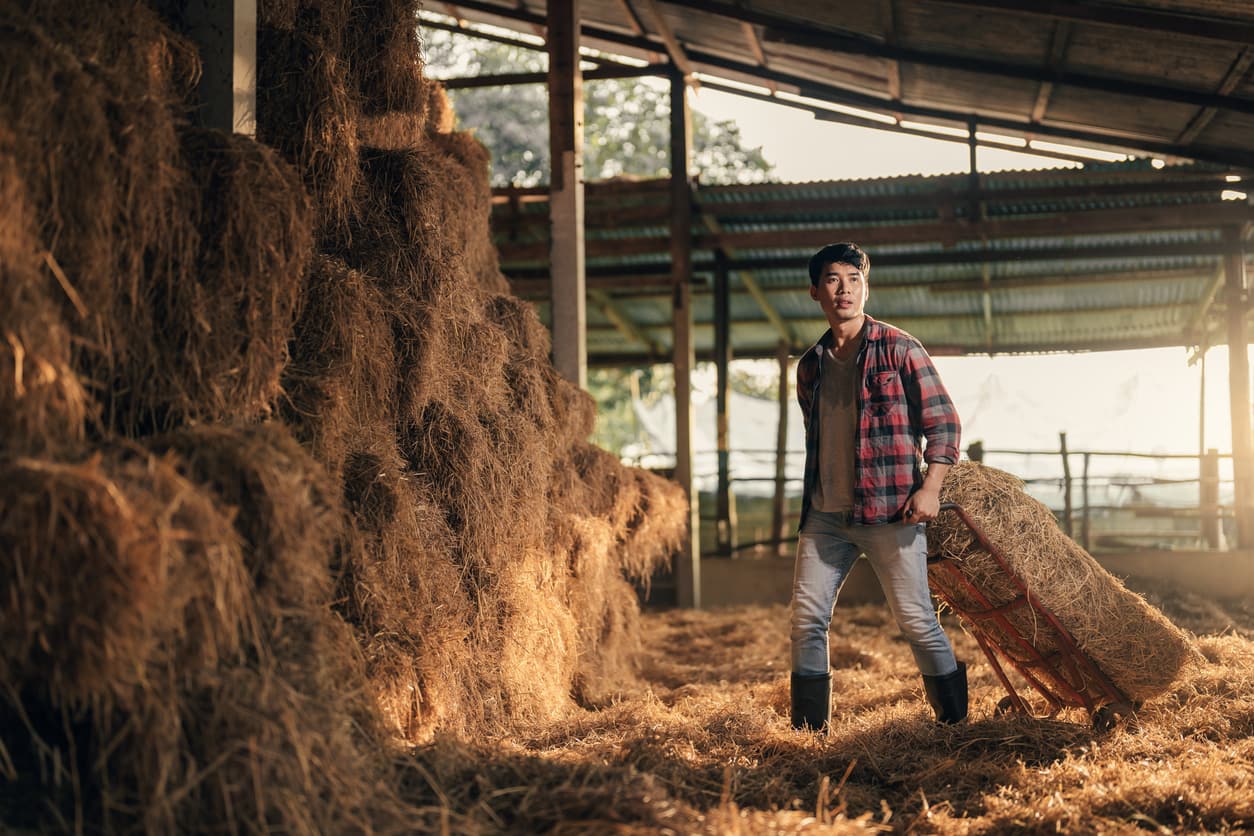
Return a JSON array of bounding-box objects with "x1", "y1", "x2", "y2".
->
[
  {"x1": 1060, "y1": 432, "x2": 1073, "y2": 537},
  {"x1": 1081, "y1": 452, "x2": 1091, "y2": 552},
  {"x1": 180, "y1": 0, "x2": 257, "y2": 134},
  {"x1": 670, "y1": 69, "x2": 700, "y2": 606},
  {"x1": 548, "y1": 0, "x2": 587, "y2": 387},
  {"x1": 714, "y1": 251, "x2": 735, "y2": 555},
  {"x1": 1201, "y1": 448, "x2": 1222, "y2": 549},
  {"x1": 1224, "y1": 226, "x2": 1253, "y2": 547},
  {"x1": 773, "y1": 341, "x2": 791, "y2": 557}
]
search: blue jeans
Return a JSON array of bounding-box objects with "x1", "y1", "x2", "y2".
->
[{"x1": 790, "y1": 510, "x2": 958, "y2": 677}]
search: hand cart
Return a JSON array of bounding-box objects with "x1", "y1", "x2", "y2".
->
[{"x1": 927, "y1": 503, "x2": 1137, "y2": 731}]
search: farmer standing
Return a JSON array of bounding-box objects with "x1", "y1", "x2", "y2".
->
[{"x1": 790, "y1": 242, "x2": 967, "y2": 731}]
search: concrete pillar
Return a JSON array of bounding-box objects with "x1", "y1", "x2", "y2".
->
[
  {"x1": 1224, "y1": 227, "x2": 1253, "y2": 547},
  {"x1": 714, "y1": 251, "x2": 736, "y2": 555},
  {"x1": 547, "y1": 0, "x2": 587, "y2": 388},
  {"x1": 670, "y1": 69, "x2": 699, "y2": 607}
]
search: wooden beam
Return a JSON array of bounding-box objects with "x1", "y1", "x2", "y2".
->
[
  {"x1": 1030, "y1": 21, "x2": 1072, "y2": 128},
  {"x1": 638, "y1": 0, "x2": 696, "y2": 81},
  {"x1": 498, "y1": 202, "x2": 1254, "y2": 261},
  {"x1": 695, "y1": 209, "x2": 795, "y2": 347},
  {"x1": 1176, "y1": 48, "x2": 1254, "y2": 147},
  {"x1": 670, "y1": 69, "x2": 700, "y2": 607},
  {"x1": 504, "y1": 240, "x2": 1245, "y2": 284},
  {"x1": 760, "y1": 22, "x2": 1254, "y2": 116},
  {"x1": 495, "y1": 173, "x2": 1244, "y2": 232},
  {"x1": 588, "y1": 288, "x2": 663, "y2": 354},
  {"x1": 881, "y1": 0, "x2": 902, "y2": 114},
  {"x1": 739, "y1": 272, "x2": 794, "y2": 346},
  {"x1": 771, "y1": 341, "x2": 791, "y2": 557},
  {"x1": 930, "y1": 0, "x2": 1254, "y2": 45},
  {"x1": 1186, "y1": 266, "x2": 1227, "y2": 340},
  {"x1": 647, "y1": 0, "x2": 1254, "y2": 114},
  {"x1": 441, "y1": 0, "x2": 1254, "y2": 167},
  {"x1": 548, "y1": 0, "x2": 587, "y2": 387},
  {"x1": 927, "y1": 267, "x2": 1219, "y2": 293},
  {"x1": 443, "y1": 63, "x2": 665, "y2": 88}
]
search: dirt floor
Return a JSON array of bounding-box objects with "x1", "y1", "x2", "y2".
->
[{"x1": 401, "y1": 586, "x2": 1254, "y2": 833}]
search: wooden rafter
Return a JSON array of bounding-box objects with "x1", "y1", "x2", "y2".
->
[
  {"x1": 739, "y1": 271, "x2": 794, "y2": 346},
  {"x1": 881, "y1": 0, "x2": 902, "y2": 113},
  {"x1": 1031, "y1": 21, "x2": 1072, "y2": 129},
  {"x1": 638, "y1": 0, "x2": 697, "y2": 82},
  {"x1": 699, "y1": 213, "x2": 794, "y2": 346},
  {"x1": 1187, "y1": 266, "x2": 1228, "y2": 340},
  {"x1": 1176, "y1": 48, "x2": 1254, "y2": 147},
  {"x1": 930, "y1": 0, "x2": 1254, "y2": 45},
  {"x1": 435, "y1": 0, "x2": 1254, "y2": 167},
  {"x1": 588, "y1": 289, "x2": 663, "y2": 355}
]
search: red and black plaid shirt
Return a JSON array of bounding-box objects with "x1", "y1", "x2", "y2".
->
[{"x1": 797, "y1": 316, "x2": 960, "y2": 527}]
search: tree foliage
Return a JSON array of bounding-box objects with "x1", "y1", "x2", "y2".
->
[{"x1": 421, "y1": 28, "x2": 774, "y2": 187}]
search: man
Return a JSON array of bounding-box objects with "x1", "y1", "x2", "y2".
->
[{"x1": 790, "y1": 242, "x2": 966, "y2": 731}]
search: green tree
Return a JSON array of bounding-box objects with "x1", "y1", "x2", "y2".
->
[{"x1": 420, "y1": 27, "x2": 774, "y2": 187}]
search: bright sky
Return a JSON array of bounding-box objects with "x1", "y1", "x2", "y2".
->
[{"x1": 686, "y1": 88, "x2": 1245, "y2": 463}]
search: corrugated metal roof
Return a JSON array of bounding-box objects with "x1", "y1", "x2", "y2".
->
[{"x1": 496, "y1": 159, "x2": 1252, "y2": 362}]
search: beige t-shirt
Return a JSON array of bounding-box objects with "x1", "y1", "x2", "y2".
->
[{"x1": 811, "y1": 340, "x2": 861, "y2": 513}]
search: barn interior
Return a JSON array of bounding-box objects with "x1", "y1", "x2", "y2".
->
[{"x1": 1, "y1": 0, "x2": 1254, "y2": 832}]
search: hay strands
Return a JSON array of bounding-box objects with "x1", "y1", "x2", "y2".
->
[{"x1": 928, "y1": 502, "x2": 1137, "y2": 731}]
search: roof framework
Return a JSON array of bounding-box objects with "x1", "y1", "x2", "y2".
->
[
  {"x1": 496, "y1": 163, "x2": 1252, "y2": 362},
  {"x1": 431, "y1": 0, "x2": 1254, "y2": 361}
]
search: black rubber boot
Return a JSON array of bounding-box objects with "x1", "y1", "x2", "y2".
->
[
  {"x1": 790, "y1": 671, "x2": 832, "y2": 732},
  {"x1": 922, "y1": 661, "x2": 968, "y2": 724}
]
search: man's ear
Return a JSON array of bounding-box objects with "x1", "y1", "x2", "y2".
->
[{"x1": 808, "y1": 284, "x2": 818, "y2": 301}]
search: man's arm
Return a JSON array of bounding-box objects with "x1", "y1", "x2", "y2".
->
[{"x1": 901, "y1": 342, "x2": 960, "y2": 522}]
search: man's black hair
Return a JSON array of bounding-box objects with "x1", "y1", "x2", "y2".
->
[{"x1": 808, "y1": 243, "x2": 870, "y2": 286}]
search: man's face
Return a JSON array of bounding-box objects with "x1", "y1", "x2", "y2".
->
[{"x1": 809, "y1": 260, "x2": 868, "y2": 324}]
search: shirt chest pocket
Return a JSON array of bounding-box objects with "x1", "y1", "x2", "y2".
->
[{"x1": 865, "y1": 371, "x2": 904, "y2": 414}]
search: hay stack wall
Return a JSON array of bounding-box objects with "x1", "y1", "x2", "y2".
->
[
  {"x1": 0, "y1": 0, "x2": 686, "y2": 831},
  {"x1": 929, "y1": 461, "x2": 1199, "y2": 703}
]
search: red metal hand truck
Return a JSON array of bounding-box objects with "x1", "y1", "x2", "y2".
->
[{"x1": 927, "y1": 503, "x2": 1138, "y2": 731}]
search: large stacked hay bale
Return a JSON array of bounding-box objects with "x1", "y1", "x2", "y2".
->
[
  {"x1": 929, "y1": 461, "x2": 1200, "y2": 703},
  {"x1": 0, "y1": 0, "x2": 689, "y2": 828},
  {"x1": 0, "y1": 443, "x2": 414, "y2": 833}
]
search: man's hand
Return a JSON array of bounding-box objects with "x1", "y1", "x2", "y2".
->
[
  {"x1": 903, "y1": 461, "x2": 951, "y2": 523},
  {"x1": 903, "y1": 485, "x2": 942, "y2": 522}
]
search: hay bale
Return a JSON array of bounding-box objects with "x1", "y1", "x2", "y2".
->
[
  {"x1": 282, "y1": 255, "x2": 399, "y2": 475},
  {"x1": 620, "y1": 468, "x2": 688, "y2": 584},
  {"x1": 124, "y1": 127, "x2": 312, "y2": 430},
  {"x1": 257, "y1": 0, "x2": 351, "y2": 40},
  {"x1": 357, "y1": 80, "x2": 456, "y2": 148},
  {"x1": 339, "y1": 144, "x2": 486, "y2": 308},
  {"x1": 0, "y1": 141, "x2": 91, "y2": 452},
  {"x1": 496, "y1": 546, "x2": 580, "y2": 723},
  {"x1": 338, "y1": 458, "x2": 480, "y2": 742},
  {"x1": 343, "y1": 0, "x2": 425, "y2": 116},
  {"x1": 0, "y1": 8, "x2": 194, "y2": 417},
  {"x1": 146, "y1": 422, "x2": 341, "y2": 608},
  {"x1": 256, "y1": 24, "x2": 361, "y2": 237},
  {"x1": 0, "y1": 448, "x2": 250, "y2": 713},
  {"x1": 487, "y1": 293, "x2": 551, "y2": 363},
  {"x1": 427, "y1": 130, "x2": 509, "y2": 294},
  {"x1": 928, "y1": 461, "x2": 1200, "y2": 703}
]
